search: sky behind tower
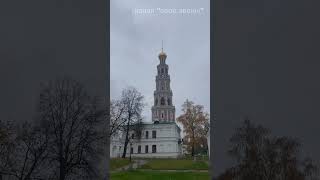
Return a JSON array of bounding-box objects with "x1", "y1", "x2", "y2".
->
[{"x1": 110, "y1": 0, "x2": 210, "y2": 122}]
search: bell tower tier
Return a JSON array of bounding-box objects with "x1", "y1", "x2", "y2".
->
[{"x1": 151, "y1": 46, "x2": 176, "y2": 123}]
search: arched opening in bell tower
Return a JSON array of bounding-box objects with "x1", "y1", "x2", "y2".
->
[{"x1": 160, "y1": 97, "x2": 165, "y2": 105}]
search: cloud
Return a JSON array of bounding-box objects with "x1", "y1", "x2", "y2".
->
[{"x1": 110, "y1": 0, "x2": 210, "y2": 123}]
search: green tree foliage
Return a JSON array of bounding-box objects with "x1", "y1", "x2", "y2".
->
[{"x1": 177, "y1": 100, "x2": 209, "y2": 156}]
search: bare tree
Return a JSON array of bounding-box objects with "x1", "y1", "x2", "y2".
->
[
  {"x1": 109, "y1": 99, "x2": 126, "y2": 138},
  {"x1": 14, "y1": 122, "x2": 49, "y2": 180},
  {"x1": 119, "y1": 87, "x2": 144, "y2": 158},
  {"x1": 0, "y1": 121, "x2": 6, "y2": 143},
  {"x1": 0, "y1": 120, "x2": 16, "y2": 178},
  {"x1": 221, "y1": 118, "x2": 319, "y2": 180},
  {"x1": 38, "y1": 77, "x2": 105, "y2": 180},
  {"x1": 132, "y1": 117, "x2": 143, "y2": 141},
  {"x1": 0, "y1": 120, "x2": 49, "y2": 180},
  {"x1": 302, "y1": 158, "x2": 319, "y2": 180}
]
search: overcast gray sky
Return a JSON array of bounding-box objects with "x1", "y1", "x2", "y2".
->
[{"x1": 110, "y1": 0, "x2": 210, "y2": 122}]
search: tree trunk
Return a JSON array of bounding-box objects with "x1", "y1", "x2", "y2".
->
[
  {"x1": 59, "y1": 158, "x2": 66, "y2": 180},
  {"x1": 59, "y1": 167, "x2": 66, "y2": 180},
  {"x1": 121, "y1": 120, "x2": 130, "y2": 158},
  {"x1": 191, "y1": 130, "x2": 195, "y2": 157},
  {"x1": 192, "y1": 144, "x2": 195, "y2": 157}
]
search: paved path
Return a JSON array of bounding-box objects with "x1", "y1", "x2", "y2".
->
[
  {"x1": 113, "y1": 159, "x2": 148, "y2": 172},
  {"x1": 112, "y1": 159, "x2": 209, "y2": 173},
  {"x1": 137, "y1": 169, "x2": 209, "y2": 172}
]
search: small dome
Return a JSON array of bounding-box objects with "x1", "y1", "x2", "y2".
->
[{"x1": 158, "y1": 51, "x2": 167, "y2": 59}]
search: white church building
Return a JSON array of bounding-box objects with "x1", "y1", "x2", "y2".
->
[{"x1": 110, "y1": 48, "x2": 183, "y2": 158}]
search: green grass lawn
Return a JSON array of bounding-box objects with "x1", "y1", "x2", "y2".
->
[
  {"x1": 111, "y1": 170, "x2": 209, "y2": 180},
  {"x1": 139, "y1": 159, "x2": 208, "y2": 170},
  {"x1": 110, "y1": 158, "x2": 131, "y2": 170}
]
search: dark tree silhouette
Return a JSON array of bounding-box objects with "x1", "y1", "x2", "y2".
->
[
  {"x1": 38, "y1": 77, "x2": 105, "y2": 180},
  {"x1": 216, "y1": 168, "x2": 236, "y2": 180},
  {"x1": 0, "y1": 78, "x2": 107, "y2": 180},
  {"x1": 0, "y1": 120, "x2": 16, "y2": 178},
  {"x1": 218, "y1": 118, "x2": 319, "y2": 180},
  {"x1": 0, "y1": 120, "x2": 49, "y2": 180}
]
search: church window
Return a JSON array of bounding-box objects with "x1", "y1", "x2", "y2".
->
[
  {"x1": 152, "y1": 130, "x2": 157, "y2": 138},
  {"x1": 160, "y1": 97, "x2": 165, "y2": 105},
  {"x1": 161, "y1": 68, "x2": 164, "y2": 74},
  {"x1": 165, "y1": 68, "x2": 168, "y2": 74},
  {"x1": 145, "y1": 145, "x2": 148, "y2": 153},
  {"x1": 152, "y1": 145, "x2": 157, "y2": 153},
  {"x1": 130, "y1": 147, "x2": 133, "y2": 154},
  {"x1": 167, "y1": 98, "x2": 171, "y2": 105},
  {"x1": 131, "y1": 133, "x2": 134, "y2": 139},
  {"x1": 155, "y1": 98, "x2": 158, "y2": 105},
  {"x1": 146, "y1": 131, "x2": 149, "y2": 139},
  {"x1": 138, "y1": 146, "x2": 141, "y2": 154}
]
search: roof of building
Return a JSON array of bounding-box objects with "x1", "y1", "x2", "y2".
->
[{"x1": 128, "y1": 121, "x2": 181, "y2": 131}]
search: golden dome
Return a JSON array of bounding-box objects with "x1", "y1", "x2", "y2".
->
[
  {"x1": 158, "y1": 50, "x2": 167, "y2": 59},
  {"x1": 158, "y1": 41, "x2": 167, "y2": 59}
]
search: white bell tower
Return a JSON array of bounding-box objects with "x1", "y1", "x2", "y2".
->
[{"x1": 151, "y1": 41, "x2": 176, "y2": 123}]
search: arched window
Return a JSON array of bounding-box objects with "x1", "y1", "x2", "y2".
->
[
  {"x1": 155, "y1": 98, "x2": 158, "y2": 105},
  {"x1": 161, "y1": 68, "x2": 164, "y2": 74},
  {"x1": 160, "y1": 97, "x2": 165, "y2": 105},
  {"x1": 167, "y1": 98, "x2": 171, "y2": 105},
  {"x1": 165, "y1": 68, "x2": 168, "y2": 74}
]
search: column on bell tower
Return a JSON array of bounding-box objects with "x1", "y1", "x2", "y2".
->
[{"x1": 151, "y1": 47, "x2": 176, "y2": 123}]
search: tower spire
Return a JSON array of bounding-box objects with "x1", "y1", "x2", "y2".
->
[
  {"x1": 161, "y1": 40, "x2": 163, "y2": 52},
  {"x1": 158, "y1": 40, "x2": 167, "y2": 60}
]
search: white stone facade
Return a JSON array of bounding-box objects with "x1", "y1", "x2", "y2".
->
[{"x1": 110, "y1": 122, "x2": 183, "y2": 158}]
